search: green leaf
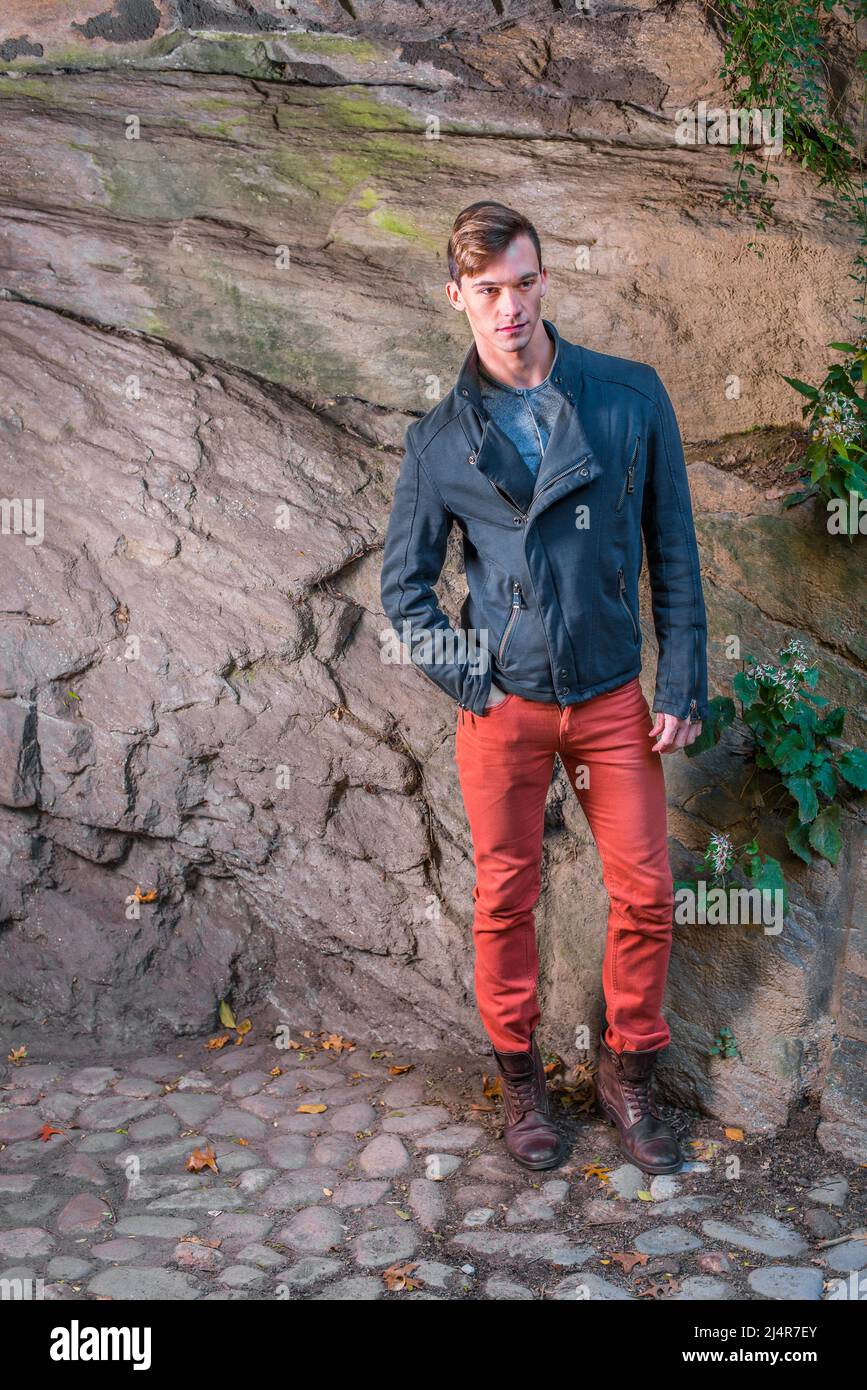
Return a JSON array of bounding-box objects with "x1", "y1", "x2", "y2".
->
[
  {"x1": 771, "y1": 731, "x2": 812, "y2": 773},
  {"x1": 781, "y1": 374, "x2": 820, "y2": 400},
  {"x1": 733, "y1": 671, "x2": 759, "y2": 708},
  {"x1": 817, "y1": 706, "x2": 845, "y2": 738},
  {"x1": 790, "y1": 702, "x2": 817, "y2": 737},
  {"x1": 786, "y1": 775, "x2": 819, "y2": 823},
  {"x1": 808, "y1": 804, "x2": 842, "y2": 865},
  {"x1": 743, "y1": 846, "x2": 788, "y2": 916},
  {"x1": 785, "y1": 811, "x2": 813, "y2": 865},
  {"x1": 838, "y1": 747, "x2": 867, "y2": 790},
  {"x1": 812, "y1": 759, "x2": 838, "y2": 799}
]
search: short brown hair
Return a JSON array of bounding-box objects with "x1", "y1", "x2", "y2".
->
[{"x1": 447, "y1": 202, "x2": 543, "y2": 285}]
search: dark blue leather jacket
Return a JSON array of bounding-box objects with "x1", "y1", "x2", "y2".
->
[{"x1": 380, "y1": 318, "x2": 708, "y2": 721}]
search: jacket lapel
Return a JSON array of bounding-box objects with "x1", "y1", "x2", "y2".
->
[{"x1": 455, "y1": 318, "x2": 602, "y2": 519}]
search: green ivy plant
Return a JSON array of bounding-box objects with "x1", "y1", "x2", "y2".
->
[
  {"x1": 675, "y1": 829, "x2": 788, "y2": 915},
  {"x1": 711, "y1": 2, "x2": 867, "y2": 516},
  {"x1": 688, "y1": 638, "x2": 867, "y2": 867},
  {"x1": 781, "y1": 336, "x2": 867, "y2": 522},
  {"x1": 712, "y1": 1, "x2": 867, "y2": 260}
]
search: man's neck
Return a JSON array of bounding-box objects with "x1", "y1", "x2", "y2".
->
[{"x1": 475, "y1": 319, "x2": 556, "y2": 391}]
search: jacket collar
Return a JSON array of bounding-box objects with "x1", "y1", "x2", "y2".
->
[
  {"x1": 455, "y1": 317, "x2": 577, "y2": 411},
  {"x1": 454, "y1": 318, "x2": 600, "y2": 519}
]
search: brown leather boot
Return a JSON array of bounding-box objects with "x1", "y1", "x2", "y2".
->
[
  {"x1": 491, "y1": 1029, "x2": 564, "y2": 1170},
  {"x1": 596, "y1": 1033, "x2": 684, "y2": 1174}
]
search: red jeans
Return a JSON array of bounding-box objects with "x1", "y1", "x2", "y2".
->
[{"x1": 454, "y1": 676, "x2": 675, "y2": 1055}]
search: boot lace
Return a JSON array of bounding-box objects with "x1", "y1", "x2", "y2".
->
[
  {"x1": 622, "y1": 1074, "x2": 657, "y2": 1120},
  {"x1": 503, "y1": 1065, "x2": 543, "y2": 1120}
]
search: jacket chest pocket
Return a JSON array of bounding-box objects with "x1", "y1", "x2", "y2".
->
[{"x1": 614, "y1": 434, "x2": 641, "y2": 513}]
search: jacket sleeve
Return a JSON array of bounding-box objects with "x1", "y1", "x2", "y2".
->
[
  {"x1": 379, "y1": 429, "x2": 494, "y2": 715},
  {"x1": 641, "y1": 370, "x2": 709, "y2": 721}
]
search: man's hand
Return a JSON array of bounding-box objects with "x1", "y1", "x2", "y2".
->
[
  {"x1": 484, "y1": 681, "x2": 509, "y2": 709},
  {"x1": 649, "y1": 711, "x2": 702, "y2": 753}
]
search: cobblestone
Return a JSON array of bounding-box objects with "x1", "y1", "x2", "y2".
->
[{"x1": 1, "y1": 1038, "x2": 861, "y2": 1302}]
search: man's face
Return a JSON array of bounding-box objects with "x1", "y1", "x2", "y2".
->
[{"x1": 447, "y1": 233, "x2": 547, "y2": 355}]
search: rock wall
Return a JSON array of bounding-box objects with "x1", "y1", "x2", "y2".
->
[{"x1": 0, "y1": 1, "x2": 864, "y2": 1159}]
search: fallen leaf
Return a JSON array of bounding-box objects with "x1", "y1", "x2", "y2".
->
[
  {"x1": 39, "y1": 1124, "x2": 64, "y2": 1142},
  {"x1": 724, "y1": 1127, "x2": 744, "y2": 1141},
  {"x1": 610, "y1": 1252, "x2": 649, "y2": 1274},
  {"x1": 297, "y1": 1104, "x2": 327, "y2": 1114},
  {"x1": 388, "y1": 1064, "x2": 415, "y2": 1076},
  {"x1": 206, "y1": 1034, "x2": 232, "y2": 1050},
  {"x1": 219, "y1": 1000, "x2": 237, "y2": 1030},
  {"x1": 132, "y1": 885, "x2": 157, "y2": 903},
  {"x1": 382, "y1": 1260, "x2": 424, "y2": 1292},
  {"x1": 186, "y1": 1144, "x2": 219, "y2": 1174},
  {"x1": 7, "y1": 1046, "x2": 27, "y2": 1064}
]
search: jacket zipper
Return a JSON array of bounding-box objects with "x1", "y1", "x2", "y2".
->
[
  {"x1": 617, "y1": 567, "x2": 639, "y2": 642},
  {"x1": 615, "y1": 435, "x2": 640, "y2": 512},
  {"x1": 687, "y1": 624, "x2": 700, "y2": 720},
  {"x1": 486, "y1": 474, "x2": 526, "y2": 517},
  {"x1": 498, "y1": 580, "x2": 523, "y2": 662},
  {"x1": 533, "y1": 454, "x2": 590, "y2": 502}
]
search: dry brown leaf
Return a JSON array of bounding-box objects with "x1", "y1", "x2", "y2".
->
[
  {"x1": 635, "y1": 1275, "x2": 680, "y2": 1299},
  {"x1": 270, "y1": 1067, "x2": 283, "y2": 1077},
  {"x1": 609, "y1": 1251, "x2": 649, "y2": 1274},
  {"x1": 39, "y1": 1123, "x2": 64, "y2": 1142},
  {"x1": 297, "y1": 1103, "x2": 327, "y2": 1114},
  {"x1": 206, "y1": 1034, "x2": 232, "y2": 1050},
  {"x1": 482, "y1": 1071, "x2": 502, "y2": 1100},
  {"x1": 132, "y1": 885, "x2": 157, "y2": 903},
  {"x1": 388, "y1": 1063, "x2": 415, "y2": 1076},
  {"x1": 186, "y1": 1143, "x2": 219, "y2": 1174},
  {"x1": 581, "y1": 1163, "x2": 611, "y2": 1184},
  {"x1": 724, "y1": 1127, "x2": 745, "y2": 1141},
  {"x1": 382, "y1": 1260, "x2": 424, "y2": 1292},
  {"x1": 7, "y1": 1046, "x2": 27, "y2": 1064}
]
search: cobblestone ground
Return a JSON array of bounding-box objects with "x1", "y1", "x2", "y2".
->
[{"x1": 0, "y1": 1028, "x2": 864, "y2": 1302}]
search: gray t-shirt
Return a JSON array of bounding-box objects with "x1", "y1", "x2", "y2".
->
[{"x1": 478, "y1": 327, "x2": 564, "y2": 481}]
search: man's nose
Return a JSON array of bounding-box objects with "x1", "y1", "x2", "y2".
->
[{"x1": 500, "y1": 290, "x2": 523, "y2": 316}]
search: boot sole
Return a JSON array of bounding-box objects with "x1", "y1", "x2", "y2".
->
[{"x1": 596, "y1": 1097, "x2": 684, "y2": 1176}]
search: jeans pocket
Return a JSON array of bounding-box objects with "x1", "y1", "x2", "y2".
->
[{"x1": 482, "y1": 693, "x2": 516, "y2": 716}]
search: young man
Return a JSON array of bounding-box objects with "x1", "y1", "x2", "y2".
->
[{"x1": 380, "y1": 202, "x2": 708, "y2": 1174}]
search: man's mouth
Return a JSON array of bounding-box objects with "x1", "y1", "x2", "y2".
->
[{"x1": 497, "y1": 323, "x2": 526, "y2": 333}]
